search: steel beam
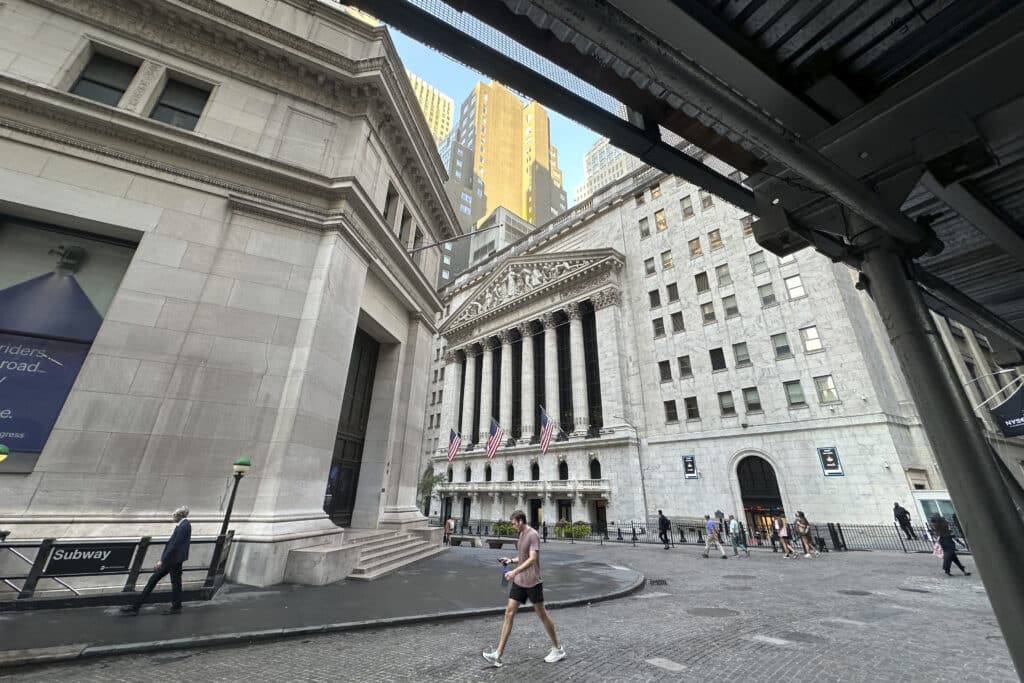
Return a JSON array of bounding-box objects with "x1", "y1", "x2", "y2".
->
[{"x1": 345, "y1": 0, "x2": 755, "y2": 212}]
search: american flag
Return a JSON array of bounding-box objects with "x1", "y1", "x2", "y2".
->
[
  {"x1": 485, "y1": 418, "x2": 504, "y2": 459},
  {"x1": 539, "y1": 406, "x2": 555, "y2": 454},
  {"x1": 447, "y1": 429, "x2": 461, "y2": 463}
]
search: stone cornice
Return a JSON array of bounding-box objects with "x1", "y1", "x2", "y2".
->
[{"x1": 23, "y1": 0, "x2": 458, "y2": 240}]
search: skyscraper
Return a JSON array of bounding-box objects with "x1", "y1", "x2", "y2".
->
[
  {"x1": 454, "y1": 81, "x2": 566, "y2": 227},
  {"x1": 574, "y1": 137, "x2": 643, "y2": 203},
  {"x1": 406, "y1": 70, "x2": 454, "y2": 143}
]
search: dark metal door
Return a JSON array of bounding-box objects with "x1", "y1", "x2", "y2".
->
[
  {"x1": 325, "y1": 328, "x2": 379, "y2": 527},
  {"x1": 737, "y1": 455, "x2": 784, "y2": 538},
  {"x1": 529, "y1": 498, "x2": 542, "y2": 528}
]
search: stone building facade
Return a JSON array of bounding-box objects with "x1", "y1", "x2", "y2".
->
[
  {"x1": 0, "y1": 0, "x2": 458, "y2": 585},
  {"x1": 424, "y1": 159, "x2": 1024, "y2": 532}
]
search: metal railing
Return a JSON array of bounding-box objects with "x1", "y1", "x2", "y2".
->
[
  {"x1": 435, "y1": 517, "x2": 970, "y2": 554},
  {"x1": 1, "y1": 532, "x2": 234, "y2": 609}
]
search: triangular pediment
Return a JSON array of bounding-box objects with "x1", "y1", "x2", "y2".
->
[{"x1": 440, "y1": 249, "x2": 623, "y2": 337}]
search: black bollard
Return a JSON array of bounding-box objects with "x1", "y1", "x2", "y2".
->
[{"x1": 631, "y1": 526, "x2": 637, "y2": 547}]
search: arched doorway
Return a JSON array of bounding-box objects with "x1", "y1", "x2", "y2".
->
[{"x1": 736, "y1": 455, "x2": 784, "y2": 538}]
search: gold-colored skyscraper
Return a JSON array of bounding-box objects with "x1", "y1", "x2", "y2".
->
[
  {"x1": 453, "y1": 81, "x2": 566, "y2": 226},
  {"x1": 406, "y1": 71, "x2": 454, "y2": 143}
]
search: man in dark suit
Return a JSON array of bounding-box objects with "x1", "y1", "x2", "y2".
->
[{"x1": 122, "y1": 505, "x2": 191, "y2": 615}]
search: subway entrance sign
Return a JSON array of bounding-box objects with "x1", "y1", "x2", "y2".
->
[{"x1": 42, "y1": 543, "x2": 137, "y2": 576}]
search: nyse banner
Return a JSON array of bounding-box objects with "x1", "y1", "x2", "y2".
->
[
  {"x1": 682, "y1": 455, "x2": 698, "y2": 479},
  {"x1": 990, "y1": 383, "x2": 1024, "y2": 438},
  {"x1": 0, "y1": 333, "x2": 90, "y2": 452},
  {"x1": 817, "y1": 446, "x2": 844, "y2": 476}
]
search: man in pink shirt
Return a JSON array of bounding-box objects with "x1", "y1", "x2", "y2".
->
[{"x1": 483, "y1": 510, "x2": 565, "y2": 668}]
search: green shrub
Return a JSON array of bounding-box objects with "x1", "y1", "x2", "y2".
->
[
  {"x1": 568, "y1": 522, "x2": 591, "y2": 538},
  {"x1": 492, "y1": 521, "x2": 516, "y2": 536}
]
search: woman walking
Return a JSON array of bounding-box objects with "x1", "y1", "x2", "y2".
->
[
  {"x1": 931, "y1": 513, "x2": 971, "y2": 577},
  {"x1": 774, "y1": 514, "x2": 794, "y2": 558},
  {"x1": 794, "y1": 511, "x2": 818, "y2": 558}
]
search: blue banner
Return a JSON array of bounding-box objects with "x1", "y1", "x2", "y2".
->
[
  {"x1": 0, "y1": 333, "x2": 90, "y2": 452},
  {"x1": 990, "y1": 382, "x2": 1024, "y2": 438}
]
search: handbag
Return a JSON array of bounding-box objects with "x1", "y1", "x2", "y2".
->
[{"x1": 932, "y1": 543, "x2": 943, "y2": 558}]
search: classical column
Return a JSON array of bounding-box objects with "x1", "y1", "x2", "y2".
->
[
  {"x1": 542, "y1": 312, "x2": 561, "y2": 435},
  {"x1": 518, "y1": 321, "x2": 536, "y2": 441},
  {"x1": 478, "y1": 337, "x2": 497, "y2": 443},
  {"x1": 565, "y1": 302, "x2": 590, "y2": 436},
  {"x1": 592, "y1": 289, "x2": 622, "y2": 429},
  {"x1": 441, "y1": 350, "x2": 463, "y2": 441},
  {"x1": 497, "y1": 330, "x2": 513, "y2": 439},
  {"x1": 461, "y1": 346, "x2": 479, "y2": 444}
]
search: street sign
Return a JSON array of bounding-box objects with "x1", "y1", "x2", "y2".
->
[
  {"x1": 990, "y1": 383, "x2": 1024, "y2": 438},
  {"x1": 42, "y1": 543, "x2": 137, "y2": 576},
  {"x1": 817, "y1": 446, "x2": 844, "y2": 476}
]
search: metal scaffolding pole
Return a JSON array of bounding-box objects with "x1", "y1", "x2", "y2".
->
[{"x1": 858, "y1": 240, "x2": 1024, "y2": 677}]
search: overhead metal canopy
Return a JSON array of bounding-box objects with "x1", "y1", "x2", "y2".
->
[{"x1": 345, "y1": 0, "x2": 1024, "y2": 353}]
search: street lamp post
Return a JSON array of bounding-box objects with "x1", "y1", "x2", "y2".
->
[{"x1": 219, "y1": 457, "x2": 251, "y2": 538}]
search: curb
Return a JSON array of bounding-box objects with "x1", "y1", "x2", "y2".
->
[{"x1": 0, "y1": 571, "x2": 646, "y2": 669}]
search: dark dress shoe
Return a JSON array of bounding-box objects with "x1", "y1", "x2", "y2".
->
[
  {"x1": 163, "y1": 606, "x2": 182, "y2": 615},
  {"x1": 120, "y1": 605, "x2": 140, "y2": 615}
]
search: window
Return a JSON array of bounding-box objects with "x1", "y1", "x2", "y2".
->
[
  {"x1": 800, "y1": 326, "x2": 822, "y2": 352},
  {"x1": 430, "y1": 391, "x2": 436, "y2": 405},
  {"x1": 677, "y1": 355, "x2": 693, "y2": 378},
  {"x1": 700, "y1": 190, "x2": 714, "y2": 209},
  {"x1": 666, "y1": 283, "x2": 679, "y2": 302},
  {"x1": 718, "y1": 391, "x2": 736, "y2": 416},
  {"x1": 444, "y1": 242, "x2": 452, "y2": 251},
  {"x1": 740, "y1": 215, "x2": 755, "y2": 237},
  {"x1": 634, "y1": 192, "x2": 645, "y2": 206},
  {"x1": 658, "y1": 360, "x2": 672, "y2": 382},
  {"x1": 701, "y1": 302, "x2": 716, "y2": 324},
  {"x1": 438, "y1": 389, "x2": 443, "y2": 404},
  {"x1": 743, "y1": 386, "x2": 762, "y2": 412},
  {"x1": 443, "y1": 255, "x2": 451, "y2": 265},
  {"x1": 688, "y1": 238, "x2": 703, "y2": 258},
  {"x1": 432, "y1": 369, "x2": 438, "y2": 382},
  {"x1": 639, "y1": 217, "x2": 650, "y2": 239},
  {"x1": 779, "y1": 253, "x2": 797, "y2": 265},
  {"x1": 733, "y1": 342, "x2": 751, "y2": 367},
  {"x1": 664, "y1": 400, "x2": 679, "y2": 423},
  {"x1": 661, "y1": 250, "x2": 674, "y2": 269},
  {"x1": 465, "y1": 466, "x2": 472, "y2": 482},
  {"x1": 784, "y1": 380, "x2": 807, "y2": 407},
  {"x1": 749, "y1": 250, "x2": 768, "y2": 274},
  {"x1": 784, "y1": 275, "x2": 806, "y2": 300},
  {"x1": 694, "y1": 271, "x2": 710, "y2": 293},
  {"x1": 723, "y1": 294, "x2": 739, "y2": 318},
  {"x1": 709, "y1": 347, "x2": 727, "y2": 371},
  {"x1": 814, "y1": 375, "x2": 840, "y2": 403},
  {"x1": 654, "y1": 209, "x2": 668, "y2": 232},
  {"x1": 439, "y1": 367, "x2": 444, "y2": 381},
  {"x1": 652, "y1": 318, "x2": 666, "y2": 338},
  {"x1": 441, "y1": 269, "x2": 450, "y2": 279},
  {"x1": 681, "y1": 195, "x2": 694, "y2": 218},
  {"x1": 649, "y1": 289, "x2": 662, "y2": 309},
  {"x1": 428, "y1": 414, "x2": 434, "y2": 428},
  {"x1": 650, "y1": 183, "x2": 662, "y2": 199},
  {"x1": 708, "y1": 229, "x2": 723, "y2": 250},
  {"x1": 644, "y1": 257, "x2": 656, "y2": 275},
  {"x1": 772, "y1": 333, "x2": 792, "y2": 359},
  {"x1": 70, "y1": 52, "x2": 139, "y2": 106},
  {"x1": 684, "y1": 396, "x2": 700, "y2": 419},
  {"x1": 715, "y1": 263, "x2": 732, "y2": 287},
  {"x1": 758, "y1": 283, "x2": 777, "y2": 307},
  {"x1": 671, "y1": 311, "x2": 685, "y2": 333},
  {"x1": 150, "y1": 78, "x2": 210, "y2": 131}
]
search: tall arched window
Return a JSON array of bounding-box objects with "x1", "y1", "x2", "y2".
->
[
  {"x1": 447, "y1": 468, "x2": 453, "y2": 483},
  {"x1": 531, "y1": 462, "x2": 540, "y2": 481},
  {"x1": 485, "y1": 464, "x2": 492, "y2": 482},
  {"x1": 465, "y1": 466, "x2": 472, "y2": 482},
  {"x1": 506, "y1": 464, "x2": 515, "y2": 481},
  {"x1": 590, "y1": 459, "x2": 601, "y2": 479},
  {"x1": 558, "y1": 461, "x2": 569, "y2": 480}
]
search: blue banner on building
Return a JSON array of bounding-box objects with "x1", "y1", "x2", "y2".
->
[
  {"x1": 0, "y1": 333, "x2": 91, "y2": 452},
  {"x1": 990, "y1": 383, "x2": 1024, "y2": 438}
]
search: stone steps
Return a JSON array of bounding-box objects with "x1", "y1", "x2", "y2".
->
[{"x1": 346, "y1": 531, "x2": 445, "y2": 581}]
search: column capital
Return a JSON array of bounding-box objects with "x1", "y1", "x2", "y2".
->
[
  {"x1": 516, "y1": 320, "x2": 538, "y2": 337},
  {"x1": 444, "y1": 350, "x2": 460, "y2": 364},
  {"x1": 565, "y1": 302, "x2": 584, "y2": 321},
  {"x1": 496, "y1": 329, "x2": 514, "y2": 345},
  {"x1": 592, "y1": 288, "x2": 622, "y2": 310},
  {"x1": 464, "y1": 345, "x2": 481, "y2": 358},
  {"x1": 482, "y1": 337, "x2": 499, "y2": 351},
  {"x1": 541, "y1": 312, "x2": 560, "y2": 330}
]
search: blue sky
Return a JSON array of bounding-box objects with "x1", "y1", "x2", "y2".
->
[{"x1": 391, "y1": 30, "x2": 598, "y2": 206}]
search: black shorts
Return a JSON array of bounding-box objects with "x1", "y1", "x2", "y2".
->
[{"x1": 509, "y1": 582, "x2": 544, "y2": 604}]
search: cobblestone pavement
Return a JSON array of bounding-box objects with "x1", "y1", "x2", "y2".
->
[{"x1": 6, "y1": 542, "x2": 1016, "y2": 682}]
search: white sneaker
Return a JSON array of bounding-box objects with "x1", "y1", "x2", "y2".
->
[
  {"x1": 544, "y1": 646, "x2": 566, "y2": 663},
  {"x1": 804, "y1": 553, "x2": 811, "y2": 558},
  {"x1": 482, "y1": 650, "x2": 502, "y2": 668}
]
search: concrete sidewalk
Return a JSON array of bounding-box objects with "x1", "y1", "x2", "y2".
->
[{"x1": 0, "y1": 547, "x2": 643, "y2": 668}]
